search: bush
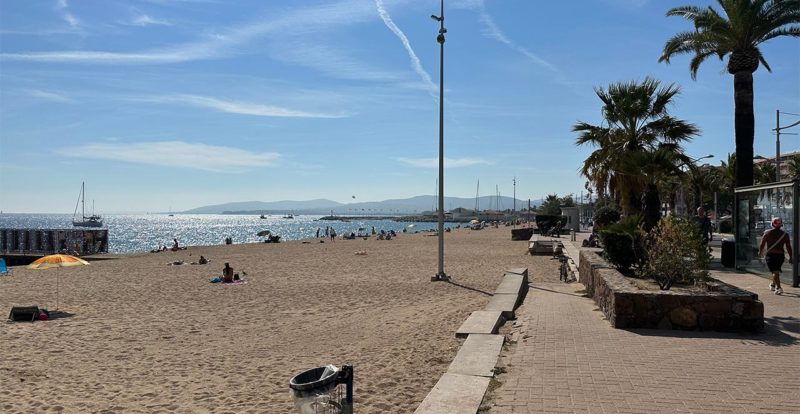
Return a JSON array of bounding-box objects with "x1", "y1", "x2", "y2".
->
[
  {"x1": 593, "y1": 205, "x2": 621, "y2": 229},
  {"x1": 718, "y1": 220, "x2": 732, "y2": 234},
  {"x1": 642, "y1": 216, "x2": 709, "y2": 290},
  {"x1": 599, "y1": 215, "x2": 645, "y2": 272}
]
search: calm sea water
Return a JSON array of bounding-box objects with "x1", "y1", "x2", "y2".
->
[{"x1": 0, "y1": 214, "x2": 457, "y2": 254}]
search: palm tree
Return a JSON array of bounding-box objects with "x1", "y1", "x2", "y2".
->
[
  {"x1": 659, "y1": 0, "x2": 800, "y2": 188},
  {"x1": 617, "y1": 148, "x2": 685, "y2": 230},
  {"x1": 574, "y1": 78, "x2": 700, "y2": 216},
  {"x1": 787, "y1": 155, "x2": 800, "y2": 179},
  {"x1": 754, "y1": 160, "x2": 777, "y2": 183}
]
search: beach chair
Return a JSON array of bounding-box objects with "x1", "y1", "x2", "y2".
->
[{"x1": 0, "y1": 258, "x2": 8, "y2": 275}]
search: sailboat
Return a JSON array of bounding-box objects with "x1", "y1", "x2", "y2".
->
[{"x1": 72, "y1": 182, "x2": 103, "y2": 227}]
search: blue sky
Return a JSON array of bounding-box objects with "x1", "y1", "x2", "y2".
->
[{"x1": 1, "y1": 0, "x2": 798, "y2": 213}]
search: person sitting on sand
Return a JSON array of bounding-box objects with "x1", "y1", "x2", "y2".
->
[
  {"x1": 223, "y1": 262, "x2": 234, "y2": 283},
  {"x1": 198, "y1": 255, "x2": 208, "y2": 265}
]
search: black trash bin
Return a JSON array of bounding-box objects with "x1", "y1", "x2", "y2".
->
[
  {"x1": 289, "y1": 365, "x2": 341, "y2": 414},
  {"x1": 721, "y1": 239, "x2": 735, "y2": 268}
]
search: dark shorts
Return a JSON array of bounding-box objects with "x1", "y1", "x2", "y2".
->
[{"x1": 765, "y1": 253, "x2": 785, "y2": 272}]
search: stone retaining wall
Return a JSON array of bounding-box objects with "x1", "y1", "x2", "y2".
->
[{"x1": 579, "y1": 250, "x2": 764, "y2": 332}]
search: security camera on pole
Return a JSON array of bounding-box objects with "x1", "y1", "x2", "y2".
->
[{"x1": 431, "y1": 0, "x2": 448, "y2": 282}]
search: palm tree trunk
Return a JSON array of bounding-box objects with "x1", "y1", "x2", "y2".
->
[
  {"x1": 642, "y1": 183, "x2": 661, "y2": 231},
  {"x1": 733, "y1": 71, "x2": 755, "y2": 187}
]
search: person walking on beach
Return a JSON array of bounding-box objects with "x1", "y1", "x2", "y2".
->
[
  {"x1": 759, "y1": 217, "x2": 792, "y2": 295},
  {"x1": 330, "y1": 227, "x2": 336, "y2": 242},
  {"x1": 325, "y1": 226, "x2": 330, "y2": 237},
  {"x1": 316, "y1": 227, "x2": 321, "y2": 238},
  {"x1": 172, "y1": 238, "x2": 179, "y2": 251}
]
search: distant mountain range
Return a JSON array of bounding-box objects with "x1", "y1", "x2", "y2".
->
[{"x1": 182, "y1": 195, "x2": 542, "y2": 215}]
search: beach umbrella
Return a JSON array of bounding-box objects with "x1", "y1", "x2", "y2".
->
[
  {"x1": 257, "y1": 230, "x2": 271, "y2": 237},
  {"x1": 27, "y1": 254, "x2": 89, "y2": 270},
  {"x1": 26, "y1": 254, "x2": 89, "y2": 310}
]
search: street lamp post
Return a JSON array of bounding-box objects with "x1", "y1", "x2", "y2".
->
[{"x1": 431, "y1": 0, "x2": 448, "y2": 282}]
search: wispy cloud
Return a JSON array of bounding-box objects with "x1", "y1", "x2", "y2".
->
[
  {"x1": 55, "y1": 0, "x2": 81, "y2": 29},
  {"x1": 124, "y1": 14, "x2": 174, "y2": 27},
  {"x1": 375, "y1": 0, "x2": 437, "y2": 93},
  {"x1": 269, "y1": 41, "x2": 404, "y2": 82},
  {"x1": 478, "y1": 13, "x2": 559, "y2": 73},
  {"x1": 25, "y1": 89, "x2": 74, "y2": 103},
  {"x1": 59, "y1": 141, "x2": 279, "y2": 172},
  {"x1": 2, "y1": 0, "x2": 379, "y2": 65},
  {"x1": 395, "y1": 157, "x2": 491, "y2": 168},
  {"x1": 137, "y1": 94, "x2": 348, "y2": 118}
]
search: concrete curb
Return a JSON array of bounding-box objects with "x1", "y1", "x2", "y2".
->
[{"x1": 414, "y1": 268, "x2": 528, "y2": 414}]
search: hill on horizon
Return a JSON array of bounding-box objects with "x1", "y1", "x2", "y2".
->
[{"x1": 183, "y1": 195, "x2": 542, "y2": 215}]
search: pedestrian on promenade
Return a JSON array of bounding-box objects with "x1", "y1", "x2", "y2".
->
[
  {"x1": 693, "y1": 207, "x2": 712, "y2": 245},
  {"x1": 758, "y1": 217, "x2": 793, "y2": 295}
]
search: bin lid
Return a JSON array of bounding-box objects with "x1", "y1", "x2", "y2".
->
[{"x1": 289, "y1": 365, "x2": 339, "y2": 391}]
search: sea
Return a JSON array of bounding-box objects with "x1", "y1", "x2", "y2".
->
[{"x1": 0, "y1": 214, "x2": 459, "y2": 254}]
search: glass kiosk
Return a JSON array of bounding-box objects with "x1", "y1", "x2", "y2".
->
[{"x1": 734, "y1": 180, "x2": 799, "y2": 287}]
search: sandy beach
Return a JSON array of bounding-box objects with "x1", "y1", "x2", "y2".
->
[{"x1": 0, "y1": 226, "x2": 557, "y2": 413}]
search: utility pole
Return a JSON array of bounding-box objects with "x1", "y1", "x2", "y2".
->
[
  {"x1": 777, "y1": 110, "x2": 781, "y2": 182},
  {"x1": 775, "y1": 110, "x2": 800, "y2": 182},
  {"x1": 512, "y1": 177, "x2": 516, "y2": 213}
]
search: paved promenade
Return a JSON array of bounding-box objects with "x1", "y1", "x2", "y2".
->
[{"x1": 486, "y1": 237, "x2": 800, "y2": 413}]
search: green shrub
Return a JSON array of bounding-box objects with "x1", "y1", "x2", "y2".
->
[
  {"x1": 643, "y1": 216, "x2": 709, "y2": 290},
  {"x1": 718, "y1": 220, "x2": 732, "y2": 234},
  {"x1": 599, "y1": 215, "x2": 645, "y2": 272},
  {"x1": 593, "y1": 205, "x2": 621, "y2": 229}
]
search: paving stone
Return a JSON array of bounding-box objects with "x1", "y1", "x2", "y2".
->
[{"x1": 485, "y1": 255, "x2": 800, "y2": 414}]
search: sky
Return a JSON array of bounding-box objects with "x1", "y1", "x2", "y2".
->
[{"x1": 1, "y1": 0, "x2": 798, "y2": 213}]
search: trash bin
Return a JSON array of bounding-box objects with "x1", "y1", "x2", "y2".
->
[
  {"x1": 289, "y1": 365, "x2": 342, "y2": 414},
  {"x1": 721, "y1": 239, "x2": 735, "y2": 268}
]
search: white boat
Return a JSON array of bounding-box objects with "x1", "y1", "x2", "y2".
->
[
  {"x1": 72, "y1": 182, "x2": 103, "y2": 227},
  {"x1": 282, "y1": 213, "x2": 294, "y2": 219}
]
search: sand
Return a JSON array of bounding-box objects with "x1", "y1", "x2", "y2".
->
[{"x1": 0, "y1": 226, "x2": 558, "y2": 413}]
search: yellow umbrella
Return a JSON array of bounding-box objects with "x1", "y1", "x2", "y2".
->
[
  {"x1": 27, "y1": 254, "x2": 89, "y2": 270},
  {"x1": 27, "y1": 254, "x2": 89, "y2": 309}
]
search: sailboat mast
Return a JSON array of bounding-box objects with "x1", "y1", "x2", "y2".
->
[
  {"x1": 82, "y1": 182, "x2": 86, "y2": 219},
  {"x1": 475, "y1": 180, "x2": 480, "y2": 212}
]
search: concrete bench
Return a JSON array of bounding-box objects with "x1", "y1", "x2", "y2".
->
[
  {"x1": 413, "y1": 373, "x2": 491, "y2": 414},
  {"x1": 484, "y1": 294, "x2": 519, "y2": 319},
  {"x1": 447, "y1": 334, "x2": 504, "y2": 377},
  {"x1": 456, "y1": 310, "x2": 504, "y2": 338}
]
